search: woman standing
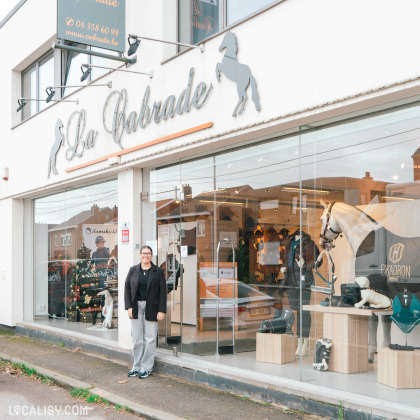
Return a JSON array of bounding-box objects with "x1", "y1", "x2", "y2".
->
[{"x1": 124, "y1": 245, "x2": 166, "y2": 378}]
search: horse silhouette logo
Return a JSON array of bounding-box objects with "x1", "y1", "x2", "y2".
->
[
  {"x1": 48, "y1": 119, "x2": 65, "y2": 178},
  {"x1": 389, "y1": 243, "x2": 405, "y2": 264},
  {"x1": 216, "y1": 32, "x2": 261, "y2": 117}
]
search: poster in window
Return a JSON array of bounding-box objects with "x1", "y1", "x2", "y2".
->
[{"x1": 192, "y1": 0, "x2": 219, "y2": 44}]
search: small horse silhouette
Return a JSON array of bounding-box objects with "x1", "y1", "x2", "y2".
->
[
  {"x1": 48, "y1": 119, "x2": 65, "y2": 178},
  {"x1": 216, "y1": 32, "x2": 261, "y2": 117}
]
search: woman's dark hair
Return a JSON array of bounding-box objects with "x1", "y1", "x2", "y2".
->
[{"x1": 140, "y1": 245, "x2": 153, "y2": 255}]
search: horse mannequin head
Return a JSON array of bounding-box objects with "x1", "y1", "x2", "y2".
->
[{"x1": 319, "y1": 200, "x2": 378, "y2": 253}]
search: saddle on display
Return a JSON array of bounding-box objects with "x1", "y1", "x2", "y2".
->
[
  {"x1": 259, "y1": 308, "x2": 295, "y2": 334},
  {"x1": 390, "y1": 290, "x2": 420, "y2": 334}
]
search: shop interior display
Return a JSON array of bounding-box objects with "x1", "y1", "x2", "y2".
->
[
  {"x1": 313, "y1": 338, "x2": 332, "y2": 372},
  {"x1": 67, "y1": 244, "x2": 118, "y2": 327},
  {"x1": 354, "y1": 276, "x2": 392, "y2": 309},
  {"x1": 312, "y1": 250, "x2": 337, "y2": 304},
  {"x1": 318, "y1": 200, "x2": 420, "y2": 360},
  {"x1": 280, "y1": 229, "x2": 321, "y2": 357},
  {"x1": 390, "y1": 290, "x2": 420, "y2": 339},
  {"x1": 259, "y1": 307, "x2": 295, "y2": 334}
]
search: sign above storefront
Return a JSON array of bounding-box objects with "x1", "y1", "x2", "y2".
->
[
  {"x1": 57, "y1": 0, "x2": 125, "y2": 53},
  {"x1": 103, "y1": 68, "x2": 213, "y2": 149},
  {"x1": 47, "y1": 32, "x2": 261, "y2": 176}
]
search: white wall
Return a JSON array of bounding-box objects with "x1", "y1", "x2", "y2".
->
[
  {"x1": 2, "y1": 0, "x2": 420, "y2": 199},
  {"x1": 0, "y1": 199, "x2": 23, "y2": 326},
  {"x1": 2, "y1": 0, "x2": 420, "y2": 332}
]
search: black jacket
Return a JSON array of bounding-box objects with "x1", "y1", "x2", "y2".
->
[
  {"x1": 124, "y1": 262, "x2": 166, "y2": 321},
  {"x1": 281, "y1": 231, "x2": 321, "y2": 288}
]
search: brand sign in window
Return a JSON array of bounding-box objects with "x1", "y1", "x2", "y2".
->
[{"x1": 57, "y1": 0, "x2": 126, "y2": 53}]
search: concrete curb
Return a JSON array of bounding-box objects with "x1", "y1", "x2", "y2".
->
[
  {"x1": 0, "y1": 351, "x2": 183, "y2": 420},
  {"x1": 11, "y1": 324, "x2": 420, "y2": 420}
]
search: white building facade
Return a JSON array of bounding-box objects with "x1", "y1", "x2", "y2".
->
[{"x1": 1, "y1": 0, "x2": 420, "y2": 414}]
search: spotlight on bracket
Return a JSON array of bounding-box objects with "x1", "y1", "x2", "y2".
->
[
  {"x1": 127, "y1": 35, "x2": 141, "y2": 56},
  {"x1": 80, "y1": 63, "x2": 153, "y2": 79},
  {"x1": 16, "y1": 99, "x2": 27, "y2": 112},
  {"x1": 127, "y1": 33, "x2": 205, "y2": 53},
  {"x1": 80, "y1": 64, "x2": 92, "y2": 82},
  {"x1": 16, "y1": 97, "x2": 79, "y2": 112},
  {"x1": 46, "y1": 87, "x2": 55, "y2": 103},
  {"x1": 45, "y1": 82, "x2": 112, "y2": 103}
]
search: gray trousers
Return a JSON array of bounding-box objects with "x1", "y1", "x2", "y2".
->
[{"x1": 130, "y1": 301, "x2": 158, "y2": 372}]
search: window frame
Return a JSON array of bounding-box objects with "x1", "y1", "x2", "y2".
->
[
  {"x1": 60, "y1": 234, "x2": 71, "y2": 247},
  {"x1": 177, "y1": 0, "x2": 280, "y2": 51},
  {"x1": 20, "y1": 51, "x2": 55, "y2": 120}
]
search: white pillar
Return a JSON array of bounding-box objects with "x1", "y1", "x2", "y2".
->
[
  {"x1": 0, "y1": 198, "x2": 24, "y2": 326},
  {"x1": 118, "y1": 168, "x2": 142, "y2": 349}
]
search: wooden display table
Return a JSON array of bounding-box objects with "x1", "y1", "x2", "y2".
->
[
  {"x1": 378, "y1": 347, "x2": 420, "y2": 389},
  {"x1": 256, "y1": 333, "x2": 297, "y2": 364},
  {"x1": 303, "y1": 305, "x2": 382, "y2": 374}
]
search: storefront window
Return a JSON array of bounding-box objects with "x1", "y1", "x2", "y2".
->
[
  {"x1": 33, "y1": 180, "x2": 118, "y2": 338},
  {"x1": 300, "y1": 105, "x2": 420, "y2": 384},
  {"x1": 144, "y1": 103, "x2": 420, "y2": 400}
]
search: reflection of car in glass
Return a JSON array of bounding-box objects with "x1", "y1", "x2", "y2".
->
[
  {"x1": 199, "y1": 279, "x2": 283, "y2": 331},
  {"x1": 237, "y1": 282, "x2": 283, "y2": 330}
]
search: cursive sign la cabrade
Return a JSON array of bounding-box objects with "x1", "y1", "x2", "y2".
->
[
  {"x1": 103, "y1": 67, "x2": 213, "y2": 149},
  {"x1": 65, "y1": 109, "x2": 98, "y2": 161}
]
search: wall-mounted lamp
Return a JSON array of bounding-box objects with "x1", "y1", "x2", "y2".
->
[
  {"x1": 127, "y1": 34, "x2": 205, "y2": 55},
  {"x1": 80, "y1": 63, "x2": 153, "y2": 81},
  {"x1": 128, "y1": 36, "x2": 141, "y2": 56},
  {"x1": 16, "y1": 97, "x2": 79, "y2": 112},
  {"x1": 16, "y1": 99, "x2": 26, "y2": 112},
  {"x1": 45, "y1": 82, "x2": 112, "y2": 103},
  {"x1": 80, "y1": 65, "x2": 92, "y2": 82},
  {"x1": 2, "y1": 168, "x2": 9, "y2": 181}
]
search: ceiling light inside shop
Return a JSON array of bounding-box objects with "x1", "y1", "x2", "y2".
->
[
  {"x1": 200, "y1": 188, "x2": 227, "y2": 195},
  {"x1": 400, "y1": 163, "x2": 405, "y2": 168},
  {"x1": 382, "y1": 196, "x2": 414, "y2": 201},
  {"x1": 282, "y1": 187, "x2": 330, "y2": 194},
  {"x1": 392, "y1": 175, "x2": 399, "y2": 180},
  {"x1": 257, "y1": 158, "x2": 264, "y2": 162},
  {"x1": 199, "y1": 200, "x2": 243, "y2": 206}
]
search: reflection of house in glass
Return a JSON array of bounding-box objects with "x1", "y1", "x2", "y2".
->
[{"x1": 48, "y1": 204, "x2": 117, "y2": 260}]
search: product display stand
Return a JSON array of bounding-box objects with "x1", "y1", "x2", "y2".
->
[
  {"x1": 303, "y1": 305, "x2": 386, "y2": 373},
  {"x1": 377, "y1": 347, "x2": 420, "y2": 389},
  {"x1": 256, "y1": 333, "x2": 297, "y2": 364}
]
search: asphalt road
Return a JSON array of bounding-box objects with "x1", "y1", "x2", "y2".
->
[{"x1": 0, "y1": 368, "x2": 142, "y2": 419}]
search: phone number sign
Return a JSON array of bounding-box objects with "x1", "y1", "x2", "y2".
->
[{"x1": 57, "y1": 0, "x2": 126, "y2": 53}]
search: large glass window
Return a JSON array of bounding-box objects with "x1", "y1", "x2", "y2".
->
[
  {"x1": 33, "y1": 180, "x2": 118, "y2": 339},
  {"x1": 178, "y1": 0, "x2": 276, "y2": 48},
  {"x1": 144, "y1": 103, "x2": 420, "y2": 403}
]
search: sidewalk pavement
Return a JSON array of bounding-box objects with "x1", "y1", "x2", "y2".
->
[
  {"x1": 0, "y1": 333, "x2": 307, "y2": 420},
  {"x1": 1, "y1": 325, "x2": 419, "y2": 420}
]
